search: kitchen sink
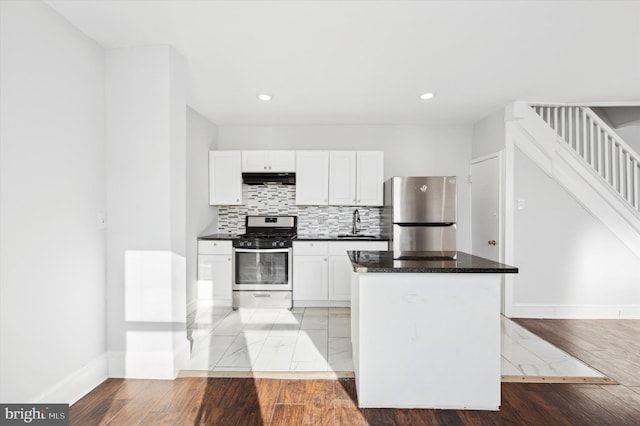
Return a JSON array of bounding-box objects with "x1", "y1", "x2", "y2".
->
[{"x1": 337, "y1": 234, "x2": 378, "y2": 239}]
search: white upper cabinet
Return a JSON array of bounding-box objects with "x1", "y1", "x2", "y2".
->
[
  {"x1": 329, "y1": 151, "x2": 384, "y2": 206},
  {"x1": 242, "y1": 151, "x2": 296, "y2": 172},
  {"x1": 329, "y1": 151, "x2": 357, "y2": 205},
  {"x1": 209, "y1": 151, "x2": 243, "y2": 205},
  {"x1": 296, "y1": 151, "x2": 329, "y2": 205},
  {"x1": 356, "y1": 151, "x2": 384, "y2": 206}
]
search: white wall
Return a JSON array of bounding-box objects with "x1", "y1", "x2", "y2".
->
[
  {"x1": 218, "y1": 125, "x2": 473, "y2": 251},
  {"x1": 472, "y1": 108, "x2": 505, "y2": 159},
  {"x1": 0, "y1": 1, "x2": 107, "y2": 402},
  {"x1": 186, "y1": 108, "x2": 218, "y2": 311},
  {"x1": 105, "y1": 46, "x2": 189, "y2": 378},
  {"x1": 511, "y1": 148, "x2": 640, "y2": 318},
  {"x1": 615, "y1": 123, "x2": 640, "y2": 154}
]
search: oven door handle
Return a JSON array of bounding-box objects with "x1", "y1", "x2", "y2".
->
[{"x1": 234, "y1": 248, "x2": 291, "y2": 253}]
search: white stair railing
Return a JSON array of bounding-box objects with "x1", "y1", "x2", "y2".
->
[{"x1": 531, "y1": 105, "x2": 640, "y2": 214}]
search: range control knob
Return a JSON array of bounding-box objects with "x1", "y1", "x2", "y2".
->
[
  {"x1": 279, "y1": 242, "x2": 285, "y2": 247},
  {"x1": 272, "y1": 241, "x2": 277, "y2": 247}
]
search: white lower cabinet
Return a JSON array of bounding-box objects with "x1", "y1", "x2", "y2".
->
[
  {"x1": 197, "y1": 241, "x2": 232, "y2": 304},
  {"x1": 293, "y1": 255, "x2": 328, "y2": 300},
  {"x1": 293, "y1": 242, "x2": 329, "y2": 302},
  {"x1": 328, "y1": 255, "x2": 353, "y2": 301},
  {"x1": 293, "y1": 240, "x2": 388, "y2": 306}
]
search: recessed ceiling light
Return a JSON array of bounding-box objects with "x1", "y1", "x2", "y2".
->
[
  {"x1": 257, "y1": 93, "x2": 272, "y2": 101},
  {"x1": 420, "y1": 92, "x2": 436, "y2": 100}
]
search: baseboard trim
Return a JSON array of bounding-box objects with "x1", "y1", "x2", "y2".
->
[
  {"x1": 501, "y1": 375, "x2": 616, "y2": 384},
  {"x1": 108, "y1": 339, "x2": 191, "y2": 379},
  {"x1": 178, "y1": 370, "x2": 355, "y2": 380},
  {"x1": 33, "y1": 354, "x2": 108, "y2": 405},
  {"x1": 508, "y1": 304, "x2": 640, "y2": 319}
]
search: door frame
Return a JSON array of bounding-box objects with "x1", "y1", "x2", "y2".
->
[{"x1": 470, "y1": 151, "x2": 506, "y2": 313}]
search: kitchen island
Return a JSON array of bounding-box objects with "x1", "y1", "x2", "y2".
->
[{"x1": 348, "y1": 251, "x2": 518, "y2": 410}]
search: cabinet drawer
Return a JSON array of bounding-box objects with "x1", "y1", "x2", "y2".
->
[
  {"x1": 198, "y1": 240, "x2": 232, "y2": 255},
  {"x1": 328, "y1": 241, "x2": 388, "y2": 255},
  {"x1": 293, "y1": 241, "x2": 329, "y2": 255}
]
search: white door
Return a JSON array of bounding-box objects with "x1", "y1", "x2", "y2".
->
[
  {"x1": 328, "y1": 255, "x2": 353, "y2": 301},
  {"x1": 329, "y1": 151, "x2": 357, "y2": 205},
  {"x1": 293, "y1": 255, "x2": 328, "y2": 300},
  {"x1": 197, "y1": 254, "x2": 232, "y2": 302},
  {"x1": 268, "y1": 151, "x2": 296, "y2": 172},
  {"x1": 471, "y1": 156, "x2": 500, "y2": 262},
  {"x1": 209, "y1": 151, "x2": 242, "y2": 205},
  {"x1": 295, "y1": 151, "x2": 329, "y2": 205},
  {"x1": 356, "y1": 151, "x2": 384, "y2": 206},
  {"x1": 241, "y1": 151, "x2": 269, "y2": 171}
]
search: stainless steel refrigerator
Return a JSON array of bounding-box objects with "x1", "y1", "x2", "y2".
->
[{"x1": 384, "y1": 176, "x2": 457, "y2": 259}]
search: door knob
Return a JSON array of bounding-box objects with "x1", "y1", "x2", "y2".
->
[{"x1": 488, "y1": 240, "x2": 496, "y2": 246}]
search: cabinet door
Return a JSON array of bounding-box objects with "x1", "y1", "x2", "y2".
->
[
  {"x1": 268, "y1": 151, "x2": 296, "y2": 172},
  {"x1": 209, "y1": 151, "x2": 243, "y2": 205},
  {"x1": 328, "y1": 255, "x2": 353, "y2": 301},
  {"x1": 356, "y1": 151, "x2": 384, "y2": 206},
  {"x1": 329, "y1": 151, "x2": 357, "y2": 205},
  {"x1": 293, "y1": 255, "x2": 328, "y2": 300},
  {"x1": 241, "y1": 151, "x2": 269, "y2": 172},
  {"x1": 296, "y1": 151, "x2": 329, "y2": 205},
  {"x1": 197, "y1": 254, "x2": 232, "y2": 301}
]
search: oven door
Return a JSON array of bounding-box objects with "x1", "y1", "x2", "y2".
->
[{"x1": 233, "y1": 248, "x2": 292, "y2": 291}]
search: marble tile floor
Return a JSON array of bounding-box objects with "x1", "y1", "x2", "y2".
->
[{"x1": 182, "y1": 306, "x2": 608, "y2": 382}]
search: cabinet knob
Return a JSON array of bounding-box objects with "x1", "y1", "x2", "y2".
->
[
  {"x1": 264, "y1": 166, "x2": 267, "y2": 170},
  {"x1": 310, "y1": 243, "x2": 314, "y2": 246},
  {"x1": 269, "y1": 166, "x2": 272, "y2": 170},
  {"x1": 228, "y1": 257, "x2": 231, "y2": 261},
  {"x1": 236, "y1": 199, "x2": 239, "y2": 202},
  {"x1": 324, "y1": 258, "x2": 327, "y2": 262}
]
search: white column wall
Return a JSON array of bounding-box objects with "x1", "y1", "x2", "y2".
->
[
  {"x1": 105, "y1": 46, "x2": 189, "y2": 378},
  {"x1": 0, "y1": 1, "x2": 107, "y2": 403},
  {"x1": 186, "y1": 108, "x2": 218, "y2": 312}
]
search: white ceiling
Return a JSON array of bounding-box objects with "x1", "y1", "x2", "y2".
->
[{"x1": 46, "y1": 0, "x2": 640, "y2": 126}]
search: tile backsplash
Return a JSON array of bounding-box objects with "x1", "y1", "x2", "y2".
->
[{"x1": 217, "y1": 184, "x2": 383, "y2": 236}]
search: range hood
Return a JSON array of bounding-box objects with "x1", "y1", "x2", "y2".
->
[{"x1": 242, "y1": 172, "x2": 296, "y2": 185}]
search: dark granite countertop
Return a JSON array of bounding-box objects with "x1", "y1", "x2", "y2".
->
[
  {"x1": 198, "y1": 233, "x2": 240, "y2": 240},
  {"x1": 347, "y1": 251, "x2": 518, "y2": 273}
]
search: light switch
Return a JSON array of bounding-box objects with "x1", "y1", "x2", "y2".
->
[{"x1": 517, "y1": 199, "x2": 525, "y2": 210}]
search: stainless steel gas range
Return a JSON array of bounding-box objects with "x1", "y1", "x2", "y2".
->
[{"x1": 232, "y1": 215, "x2": 297, "y2": 309}]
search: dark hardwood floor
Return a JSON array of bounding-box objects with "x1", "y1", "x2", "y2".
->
[{"x1": 70, "y1": 319, "x2": 640, "y2": 425}]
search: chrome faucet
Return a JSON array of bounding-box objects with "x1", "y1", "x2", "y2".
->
[{"x1": 352, "y1": 209, "x2": 361, "y2": 235}]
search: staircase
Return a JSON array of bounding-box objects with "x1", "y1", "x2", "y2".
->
[{"x1": 509, "y1": 103, "x2": 640, "y2": 258}]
